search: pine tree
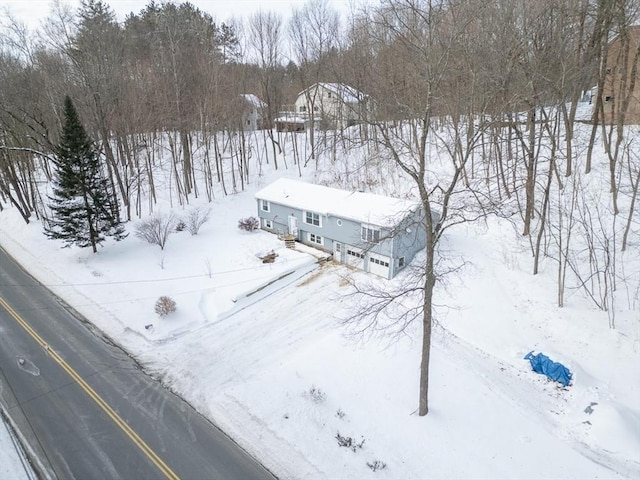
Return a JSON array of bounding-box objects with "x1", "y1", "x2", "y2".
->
[{"x1": 46, "y1": 96, "x2": 126, "y2": 252}]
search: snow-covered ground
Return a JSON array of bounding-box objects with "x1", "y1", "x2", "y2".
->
[
  {"x1": 0, "y1": 129, "x2": 639, "y2": 479},
  {"x1": 0, "y1": 414, "x2": 35, "y2": 480}
]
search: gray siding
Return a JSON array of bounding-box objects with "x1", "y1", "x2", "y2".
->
[{"x1": 391, "y1": 208, "x2": 428, "y2": 277}]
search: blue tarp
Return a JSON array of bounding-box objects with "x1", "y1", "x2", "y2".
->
[{"x1": 524, "y1": 351, "x2": 573, "y2": 387}]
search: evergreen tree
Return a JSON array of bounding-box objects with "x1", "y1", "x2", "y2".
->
[{"x1": 46, "y1": 96, "x2": 126, "y2": 252}]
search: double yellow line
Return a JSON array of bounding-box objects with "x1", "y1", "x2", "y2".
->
[{"x1": 0, "y1": 297, "x2": 180, "y2": 480}]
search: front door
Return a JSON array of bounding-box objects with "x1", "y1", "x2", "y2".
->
[
  {"x1": 288, "y1": 214, "x2": 298, "y2": 237},
  {"x1": 333, "y1": 242, "x2": 342, "y2": 262}
]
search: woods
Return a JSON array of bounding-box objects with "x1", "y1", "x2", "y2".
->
[{"x1": 1, "y1": 0, "x2": 639, "y2": 416}]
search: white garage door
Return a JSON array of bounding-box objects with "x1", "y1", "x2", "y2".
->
[
  {"x1": 346, "y1": 246, "x2": 365, "y2": 270},
  {"x1": 368, "y1": 253, "x2": 390, "y2": 278}
]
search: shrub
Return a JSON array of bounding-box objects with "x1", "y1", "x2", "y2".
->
[
  {"x1": 238, "y1": 216, "x2": 260, "y2": 232},
  {"x1": 366, "y1": 460, "x2": 387, "y2": 472},
  {"x1": 175, "y1": 220, "x2": 186, "y2": 232},
  {"x1": 135, "y1": 212, "x2": 176, "y2": 250},
  {"x1": 335, "y1": 432, "x2": 365, "y2": 452},
  {"x1": 186, "y1": 207, "x2": 211, "y2": 235},
  {"x1": 306, "y1": 385, "x2": 326, "y2": 403},
  {"x1": 155, "y1": 296, "x2": 176, "y2": 317}
]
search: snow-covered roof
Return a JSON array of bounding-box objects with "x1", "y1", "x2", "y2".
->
[
  {"x1": 299, "y1": 83, "x2": 367, "y2": 104},
  {"x1": 255, "y1": 178, "x2": 419, "y2": 227},
  {"x1": 241, "y1": 94, "x2": 267, "y2": 109}
]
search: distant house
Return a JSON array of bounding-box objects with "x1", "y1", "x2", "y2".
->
[
  {"x1": 599, "y1": 26, "x2": 640, "y2": 124},
  {"x1": 275, "y1": 83, "x2": 373, "y2": 132},
  {"x1": 294, "y1": 83, "x2": 373, "y2": 129},
  {"x1": 239, "y1": 94, "x2": 267, "y2": 130},
  {"x1": 255, "y1": 178, "x2": 429, "y2": 279}
]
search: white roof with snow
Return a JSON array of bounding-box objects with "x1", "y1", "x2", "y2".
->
[
  {"x1": 241, "y1": 94, "x2": 266, "y2": 109},
  {"x1": 255, "y1": 178, "x2": 419, "y2": 227},
  {"x1": 299, "y1": 83, "x2": 367, "y2": 104}
]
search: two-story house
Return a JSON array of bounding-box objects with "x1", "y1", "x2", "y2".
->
[
  {"x1": 255, "y1": 178, "x2": 429, "y2": 279},
  {"x1": 294, "y1": 83, "x2": 372, "y2": 130}
]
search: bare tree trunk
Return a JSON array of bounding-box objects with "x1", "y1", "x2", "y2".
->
[
  {"x1": 523, "y1": 108, "x2": 537, "y2": 236},
  {"x1": 419, "y1": 241, "x2": 435, "y2": 416}
]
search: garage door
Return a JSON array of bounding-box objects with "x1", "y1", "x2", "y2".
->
[
  {"x1": 368, "y1": 253, "x2": 390, "y2": 278},
  {"x1": 346, "y1": 246, "x2": 365, "y2": 270}
]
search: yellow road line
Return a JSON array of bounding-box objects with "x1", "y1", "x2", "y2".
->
[{"x1": 0, "y1": 297, "x2": 181, "y2": 480}]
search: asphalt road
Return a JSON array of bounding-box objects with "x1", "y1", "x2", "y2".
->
[{"x1": 0, "y1": 246, "x2": 276, "y2": 480}]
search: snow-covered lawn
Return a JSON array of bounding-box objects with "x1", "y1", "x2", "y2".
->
[
  {"x1": 1, "y1": 165, "x2": 638, "y2": 479},
  {"x1": 1, "y1": 414, "x2": 35, "y2": 480}
]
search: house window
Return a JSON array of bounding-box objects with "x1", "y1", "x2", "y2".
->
[
  {"x1": 361, "y1": 225, "x2": 380, "y2": 243},
  {"x1": 260, "y1": 199, "x2": 270, "y2": 212},
  {"x1": 308, "y1": 233, "x2": 324, "y2": 245},
  {"x1": 304, "y1": 211, "x2": 322, "y2": 227},
  {"x1": 336, "y1": 219, "x2": 343, "y2": 227},
  {"x1": 300, "y1": 105, "x2": 307, "y2": 112},
  {"x1": 398, "y1": 257, "x2": 405, "y2": 269},
  {"x1": 263, "y1": 219, "x2": 273, "y2": 229}
]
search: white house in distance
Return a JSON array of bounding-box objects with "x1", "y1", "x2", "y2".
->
[
  {"x1": 295, "y1": 83, "x2": 372, "y2": 129},
  {"x1": 239, "y1": 94, "x2": 266, "y2": 130},
  {"x1": 255, "y1": 178, "x2": 429, "y2": 279},
  {"x1": 275, "y1": 83, "x2": 372, "y2": 132}
]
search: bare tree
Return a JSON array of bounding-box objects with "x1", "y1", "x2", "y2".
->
[
  {"x1": 248, "y1": 10, "x2": 285, "y2": 170},
  {"x1": 135, "y1": 211, "x2": 177, "y2": 250},
  {"x1": 343, "y1": 0, "x2": 499, "y2": 416},
  {"x1": 288, "y1": 0, "x2": 340, "y2": 166}
]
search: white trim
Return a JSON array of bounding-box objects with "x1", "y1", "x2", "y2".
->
[
  {"x1": 308, "y1": 232, "x2": 324, "y2": 245},
  {"x1": 303, "y1": 210, "x2": 322, "y2": 227},
  {"x1": 263, "y1": 218, "x2": 273, "y2": 229},
  {"x1": 260, "y1": 199, "x2": 270, "y2": 212}
]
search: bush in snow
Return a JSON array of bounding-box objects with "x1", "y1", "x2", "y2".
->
[
  {"x1": 335, "y1": 432, "x2": 365, "y2": 452},
  {"x1": 366, "y1": 460, "x2": 387, "y2": 472},
  {"x1": 155, "y1": 296, "x2": 176, "y2": 317},
  {"x1": 135, "y1": 212, "x2": 176, "y2": 250},
  {"x1": 305, "y1": 385, "x2": 326, "y2": 403},
  {"x1": 175, "y1": 220, "x2": 186, "y2": 232},
  {"x1": 238, "y1": 216, "x2": 260, "y2": 232},
  {"x1": 186, "y1": 206, "x2": 211, "y2": 235}
]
